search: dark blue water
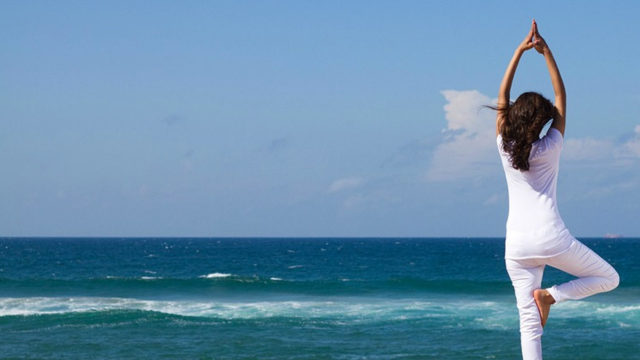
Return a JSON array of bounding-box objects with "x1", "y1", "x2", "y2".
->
[{"x1": 1, "y1": 237, "x2": 638, "y2": 359}]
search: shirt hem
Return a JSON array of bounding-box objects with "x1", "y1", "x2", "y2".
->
[{"x1": 503, "y1": 238, "x2": 576, "y2": 260}]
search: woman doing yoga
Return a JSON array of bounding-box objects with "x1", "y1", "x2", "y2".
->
[{"x1": 494, "y1": 19, "x2": 619, "y2": 360}]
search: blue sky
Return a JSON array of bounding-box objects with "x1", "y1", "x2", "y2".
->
[{"x1": 2, "y1": 1, "x2": 639, "y2": 237}]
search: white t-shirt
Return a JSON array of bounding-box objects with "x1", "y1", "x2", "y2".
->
[{"x1": 497, "y1": 127, "x2": 574, "y2": 259}]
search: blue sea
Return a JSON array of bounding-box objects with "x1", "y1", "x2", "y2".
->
[{"x1": 0, "y1": 237, "x2": 638, "y2": 359}]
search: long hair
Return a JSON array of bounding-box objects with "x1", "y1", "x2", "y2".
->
[{"x1": 489, "y1": 92, "x2": 558, "y2": 171}]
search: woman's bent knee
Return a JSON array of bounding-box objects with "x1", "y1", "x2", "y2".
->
[{"x1": 607, "y1": 269, "x2": 620, "y2": 291}]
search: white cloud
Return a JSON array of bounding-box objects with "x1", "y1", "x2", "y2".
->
[
  {"x1": 583, "y1": 181, "x2": 638, "y2": 199},
  {"x1": 327, "y1": 176, "x2": 365, "y2": 193},
  {"x1": 426, "y1": 90, "x2": 497, "y2": 181},
  {"x1": 483, "y1": 193, "x2": 503, "y2": 206},
  {"x1": 427, "y1": 89, "x2": 640, "y2": 182},
  {"x1": 622, "y1": 125, "x2": 640, "y2": 157},
  {"x1": 441, "y1": 90, "x2": 495, "y2": 133},
  {"x1": 564, "y1": 124, "x2": 640, "y2": 162},
  {"x1": 563, "y1": 138, "x2": 615, "y2": 161}
]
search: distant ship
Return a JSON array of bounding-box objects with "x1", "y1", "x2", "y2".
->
[{"x1": 603, "y1": 233, "x2": 623, "y2": 239}]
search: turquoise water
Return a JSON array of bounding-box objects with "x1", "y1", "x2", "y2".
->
[{"x1": 1, "y1": 237, "x2": 638, "y2": 359}]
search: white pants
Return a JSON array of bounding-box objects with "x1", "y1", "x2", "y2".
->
[{"x1": 505, "y1": 238, "x2": 619, "y2": 360}]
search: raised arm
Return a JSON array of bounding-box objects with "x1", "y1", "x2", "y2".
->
[
  {"x1": 496, "y1": 20, "x2": 536, "y2": 136},
  {"x1": 533, "y1": 20, "x2": 566, "y2": 136}
]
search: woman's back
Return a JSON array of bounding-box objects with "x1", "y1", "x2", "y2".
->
[{"x1": 497, "y1": 127, "x2": 573, "y2": 259}]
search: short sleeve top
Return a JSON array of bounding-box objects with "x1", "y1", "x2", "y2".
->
[{"x1": 497, "y1": 127, "x2": 574, "y2": 259}]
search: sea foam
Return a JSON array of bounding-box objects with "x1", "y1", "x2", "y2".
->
[
  {"x1": 198, "y1": 273, "x2": 232, "y2": 279},
  {"x1": 0, "y1": 296, "x2": 514, "y2": 322},
  {"x1": 4, "y1": 296, "x2": 635, "y2": 330}
]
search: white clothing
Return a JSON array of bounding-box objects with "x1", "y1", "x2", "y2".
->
[
  {"x1": 506, "y1": 238, "x2": 619, "y2": 360},
  {"x1": 497, "y1": 127, "x2": 573, "y2": 260},
  {"x1": 498, "y1": 126, "x2": 619, "y2": 360}
]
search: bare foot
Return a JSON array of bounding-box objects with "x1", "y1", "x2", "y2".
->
[{"x1": 533, "y1": 289, "x2": 556, "y2": 327}]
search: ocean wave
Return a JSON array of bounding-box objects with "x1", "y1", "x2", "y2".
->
[
  {"x1": 0, "y1": 296, "x2": 511, "y2": 324},
  {"x1": 1, "y1": 296, "x2": 637, "y2": 329},
  {"x1": 198, "y1": 273, "x2": 232, "y2": 279},
  {"x1": 140, "y1": 276, "x2": 162, "y2": 280},
  {"x1": 0, "y1": 276, "x2": 515, "y2": 297},
  {"x1": 552, "y1": 301, "x2": 640, "y2": 320},
  {"x1": 3, "y1": 276, "x2": 638, "y2": 306}
]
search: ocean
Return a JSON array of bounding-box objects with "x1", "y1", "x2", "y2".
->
[{"x1": 0, "y1": 237, "x2": 638, "y2": 359}]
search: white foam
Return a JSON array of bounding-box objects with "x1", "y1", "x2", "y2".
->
[
  {"x1": 0, "y1": 297, "x2": 636, "y2": 329},
  {"x1": 594, "y1": 304, "x2": 640, "y2": 314},
  {"x1": 287, "y1": 265, "x2": 303, "y2": 269},
  {"x1": 551, "y1": 301, "x2": 640, "y2": 318},
  {"x1": 0, "y1": 297, "x2": 509, "y2": 323},
  {"x1": 199, "y1": 273, "x2": 232, "y2": 279}
]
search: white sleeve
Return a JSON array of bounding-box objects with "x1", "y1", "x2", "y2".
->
[{"x1": 543, "y1": 127, "x2": 563, "y2": 151}]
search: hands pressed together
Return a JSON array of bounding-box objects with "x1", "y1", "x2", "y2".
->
[
  {"x1": 497, "y1": 18, "x2": 565, "y2": 136},
  {"x1": 519, "y1": 19, "x2": 549, "y2": 55}
]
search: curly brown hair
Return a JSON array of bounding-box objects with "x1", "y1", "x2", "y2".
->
[{"x1": 491, "y1": 92, "x2": 559, "y2": 171}]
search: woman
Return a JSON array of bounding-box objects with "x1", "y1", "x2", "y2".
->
[{"x1": 494, "y1": 19, "x2": 619, "y2": 360}]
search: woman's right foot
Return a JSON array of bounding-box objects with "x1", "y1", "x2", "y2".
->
[{"x1": 533, "y1": 289, "x2": 556, "y2": 327}]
